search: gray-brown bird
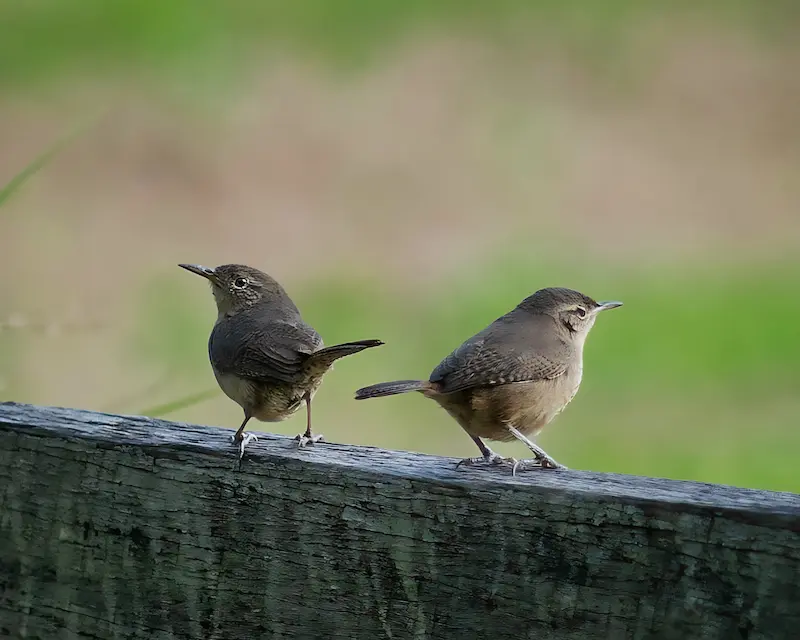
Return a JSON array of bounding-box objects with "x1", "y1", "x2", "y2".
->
[
  {"x1": 355, "y1": 287, "x2": 621, "y2": 473},
  {"x1": 180, "y1": 263, "x2": 383, "y2": 459}
]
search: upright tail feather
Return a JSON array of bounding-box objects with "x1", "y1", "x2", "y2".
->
[
  {"x1": 308, "y1": 339, "x2": 384, "y2": 369},
  {"x1": 355, "y1": 379, "x2": 428, "y2": 399}
]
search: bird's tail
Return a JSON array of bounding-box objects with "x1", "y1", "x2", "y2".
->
[
  {"x1": 308, "y1": 339, "x2": 384, "y2": 369},
  {"x1": 355, "y1": 379, "x2": 429, "y2": 400}
]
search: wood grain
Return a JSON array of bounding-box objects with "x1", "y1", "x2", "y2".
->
[{"x1": 1, "y1": 401, "x2": 798, "y2": 640}]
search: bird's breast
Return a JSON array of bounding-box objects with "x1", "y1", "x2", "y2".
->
[
  {"x1": 213, "y1": 369, "x2": 258, "y2": 411},
  {"x1": 212, "y1": 368, "x2": 313, "y2": 422},
  {"x1": 566, "y1": 355, "x2": 583, "y2": 399}
]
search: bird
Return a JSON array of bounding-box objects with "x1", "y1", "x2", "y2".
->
[
  {"x1": 355, "y1": 287, "x2": 622, "y2": 474},
  {"x1": 180, "y1": 263, "x2": 384, "y2": 459}
]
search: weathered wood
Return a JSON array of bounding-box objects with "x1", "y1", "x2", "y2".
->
[{"x1": 0, "y1": 402, "x2": 798, "y2": 640}]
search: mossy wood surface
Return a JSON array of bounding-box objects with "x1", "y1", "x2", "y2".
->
[{"x1": 1, "y1": 402, "x2": 798, "y2": 639}]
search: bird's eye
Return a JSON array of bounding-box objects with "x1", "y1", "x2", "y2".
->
[
  {"x1": 233, "y1": 277, "x2": 249, "y2": 289},
  {"x1": 575, "y1": 306, "x2": 587, "y2": 318}
]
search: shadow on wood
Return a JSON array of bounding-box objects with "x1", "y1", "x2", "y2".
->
[{"x1": 1, "y1": 401, "x2": 799, "y2": 639}]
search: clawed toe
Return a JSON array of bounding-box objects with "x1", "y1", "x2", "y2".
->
[
  {"x1": 512, "y1": 456, "x2": 567, "y2": 476},
  {"x1": 456, "y1": 453, "x2": 517, "y2": 470},
  {"x1": 232, "y1": 432, "x2": 259, "y2": 460},
  {"x1": 295, "y1": 433, "x2": 324, "y2": 449}
]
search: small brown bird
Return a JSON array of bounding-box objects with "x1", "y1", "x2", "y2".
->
[
  {"x1": 180, "y1": 263, "x2": 383, "y2": 459},
  {"x1": 355, "y1": 287, "x2": 621, "y2": 473}
]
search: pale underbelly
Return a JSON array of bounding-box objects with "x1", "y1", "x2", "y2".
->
[
  {"x1": 436, "y1": 373, "x2": 583, "y2": 442},
  {"x1": 214, "y1": 370, "x2": 318, "y2": 422}
]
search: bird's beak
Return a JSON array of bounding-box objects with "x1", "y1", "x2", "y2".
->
[
  {"x1": 179, "y1": 263, "x2": 219, "y2": 284},
  {"x1": 597, "y1": 300, "x2": 623, "y2": 311}
]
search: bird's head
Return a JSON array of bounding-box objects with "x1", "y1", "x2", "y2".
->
[
  {"x1": 518, "y1": 287, "x2": 622, "y2": 344},
  {"x1": 179, "y1": 263, "x2": 291, "y2": 317}
]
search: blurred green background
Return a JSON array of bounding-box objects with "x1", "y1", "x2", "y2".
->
[{"x1": 1, "y1": 1, "x2": 798, "y2": 492}]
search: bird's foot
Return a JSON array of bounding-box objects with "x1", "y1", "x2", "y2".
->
[
  {"x1": 455, "y1": 452, "x2": 517, "y2": 471},
  {"x1": 511, "y1": 455, "x2": 567, "y2": 476},
  {"x1": 294, "y1": 433, "x2": 324, "y2": 449},
  {"x1": 231, "y1": 432, "x2": 259, "y2": 460}
]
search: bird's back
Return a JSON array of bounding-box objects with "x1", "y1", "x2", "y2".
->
[
  {"x1": 429, "y1": 308, "x2": 575, "y2": 394},
  {"x1": 209, "y1": 303, "x2": 323, "y2": 384}
]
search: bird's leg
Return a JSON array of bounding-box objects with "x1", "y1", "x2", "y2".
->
[
  {"x1": 231, "y1": 414, "x2": 258, "y2": 461},
  {"x1": 295, "y1": 392, "x2": 324, "y2": 448},
  {"x1": 506, "y1": 424, "x2": 566, "y2": 475},
  {"x1": 455, "y1": 436, "x2": 517, "y2": 470}
]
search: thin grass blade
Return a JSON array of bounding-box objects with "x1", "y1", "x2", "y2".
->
[
  {"x1": 138, "y1": 389, "x2": 218, "y2": 418},
  {"x1": 0, "y1": 111, "x2": 105, "y2": 210}
]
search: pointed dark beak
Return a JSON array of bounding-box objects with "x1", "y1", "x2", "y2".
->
[
  {"x1": 179, "y1": 263, "x2": 218, "y2": 284},
  {"x1": 597, "y1": 300, "x2": 623, "y2": 311}
]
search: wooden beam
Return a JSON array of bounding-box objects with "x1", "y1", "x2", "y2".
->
[{"x1": 1, "y1": 401, "x2": 798, "y2": 639}]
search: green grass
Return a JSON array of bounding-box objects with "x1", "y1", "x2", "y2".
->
[
  {"x1": 132, "y1": 258, "x2": 800, "y2": 494},
  {"x1": 1, "y1": 0, "x2": 797, "y2": 86}
]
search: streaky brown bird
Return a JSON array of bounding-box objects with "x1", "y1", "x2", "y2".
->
[
  {"x1": 180, "y1": 263, "x2": 383, "y2": 459},
  {"x1": 355, "y1": 287, "x2": 621, "y2": 474}
]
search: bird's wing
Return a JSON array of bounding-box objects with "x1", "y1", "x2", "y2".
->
[
  {"x1": 429, "y1": 315, "x2": 569, "y2": 394},
  {"x1": 210, "y1": 318, "x2": 323, "y2": 384}
]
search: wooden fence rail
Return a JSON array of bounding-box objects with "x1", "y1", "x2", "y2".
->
[{"x1": 1, "y1": 401, "x2": 798, "y2": 639}]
